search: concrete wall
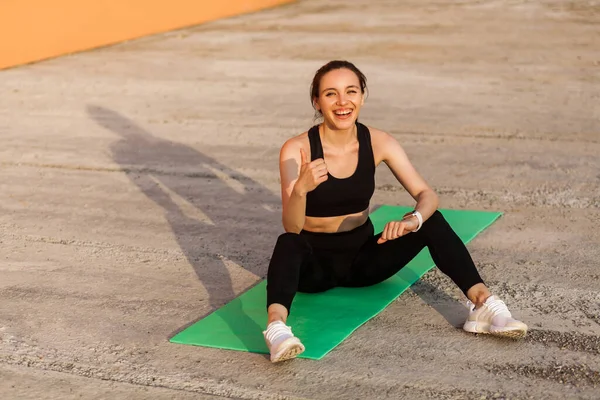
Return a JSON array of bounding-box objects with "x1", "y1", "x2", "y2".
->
[{"x1": 0, "y1": 0, "x2": 295, "y2": 70}]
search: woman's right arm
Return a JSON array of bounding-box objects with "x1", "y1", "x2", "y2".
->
[{"x1": 279, "y1": 139, "x2": 328, "y2": 233}]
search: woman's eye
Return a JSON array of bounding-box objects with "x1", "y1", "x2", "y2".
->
[
  {"x1": 325, "y1": 92, "x2": 335, "y2": 97},
  {"x1": 348, "y1": 90, "x2": 357, "y2": 94}
]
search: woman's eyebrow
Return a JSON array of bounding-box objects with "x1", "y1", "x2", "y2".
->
[{"x1": 321, "y1": 85, "x2": 360, "y2": 93}]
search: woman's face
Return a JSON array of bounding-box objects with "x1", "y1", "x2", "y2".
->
[{"x1": 314, "y1": 68, "x2": 364, "y2": 131}]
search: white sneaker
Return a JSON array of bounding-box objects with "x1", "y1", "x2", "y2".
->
[
  {"x1": 263, "y1": 321, "x2": 305, "y2": 363},
  {"x1": 463, "y1": 296, "x2": 528, "y2": 339}
]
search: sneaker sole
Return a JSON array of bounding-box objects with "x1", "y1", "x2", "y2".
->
[
  {"x1": 270, "y1": 338, "x2": 305, "y2": 363},
  {"x1": 490, "y1": 327, "x2": 527, "y2": 339},
  {"x1": 464, "y1": 321, "x2": 527, "y2": 339}
]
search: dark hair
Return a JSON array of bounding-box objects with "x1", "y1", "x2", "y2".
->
[{"x1": 310, "y1": 60, "x2": 368, "y2": 117}]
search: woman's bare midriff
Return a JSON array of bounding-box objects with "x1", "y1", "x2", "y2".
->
[{"x1": 303, "y1": 208, "x2": 370, "y2": 233}]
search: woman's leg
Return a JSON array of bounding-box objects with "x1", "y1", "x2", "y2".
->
[
  {"x1": 266, "y1": 232, "x2": 336, "y2": 322},
  {"x1": 345, "y1": 211, "x2": 484, "y2": 296},
  {"x1": 264, "y1": 232, "x2": 336, "y2": 362},
  {"x1": 266, "y1": 233, "x2": 305, "y2": 325},
  {"x1": 345, "y1": 211, "x2": 527, "y2": 338}
]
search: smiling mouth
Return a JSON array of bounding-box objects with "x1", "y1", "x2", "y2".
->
[{"x1": 334, "y1": 109, "x2": 353, "y2": 118}]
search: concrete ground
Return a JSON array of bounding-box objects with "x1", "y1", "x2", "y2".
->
[{"x1": 1, "y1": 0, "x2": 599, "y2": 398}]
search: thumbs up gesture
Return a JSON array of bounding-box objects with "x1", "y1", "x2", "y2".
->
[{"x1": 294, "y1": 148, "x2": 329, "y2": 196}]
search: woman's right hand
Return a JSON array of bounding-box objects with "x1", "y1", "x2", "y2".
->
[{"x1": 293, "y1": 148, "x2": 328, "y2": 196}]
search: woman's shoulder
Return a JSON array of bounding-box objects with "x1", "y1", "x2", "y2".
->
[
  {"x1": 361, "y1": 125, "x2": 405, "y2": 164},
  {"x1": 282, "y1": 130, "x2": 310, "y2": 148},
  {"x1": 361, "y1": 124, "x2": 397, "y2": 145},
  {"x1": 280, "y1": 130, "x2": 310, "y2": 159}
]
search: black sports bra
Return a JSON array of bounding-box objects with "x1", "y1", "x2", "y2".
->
[{"x1": 305, "y1": 122, "x2": 376, "y2": 217}]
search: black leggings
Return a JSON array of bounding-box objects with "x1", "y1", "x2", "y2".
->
[{"x1": 266, "y1": 211, "x2": 484, "y2": 313}]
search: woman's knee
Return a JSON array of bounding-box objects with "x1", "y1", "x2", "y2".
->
[
  {"x1": 276, "y1": 231, "x2": 301, "y2": 245},
  {"x1": 268, "y1": 232, "x2": 310, "y2": 276},
  {"x1": 420, "y1": 210, "x2": 452, "y2": 233},
  {"x1": 272, "y1": 232, "x2": 310, "y2": 254}
]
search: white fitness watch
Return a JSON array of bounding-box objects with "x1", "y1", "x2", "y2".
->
[{"x1": 408, "y1": 210, "x2": 423, "y2": 232}]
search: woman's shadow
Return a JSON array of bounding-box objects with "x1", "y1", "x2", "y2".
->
[{"x1": 87, "y1": 105, "x2": 283, "y2": 351}]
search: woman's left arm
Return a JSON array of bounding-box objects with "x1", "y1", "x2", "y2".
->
[{"x1": 372, "y1": 128, "x2": 439, "y2": 240}]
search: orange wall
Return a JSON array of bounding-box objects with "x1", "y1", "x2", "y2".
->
[{"x1": 0, "y1": 0, "x2": 294, "y2": 70}]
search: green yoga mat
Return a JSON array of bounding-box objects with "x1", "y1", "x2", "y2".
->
[{"x1": 170, "y1": 206, "x2": 502, "y2": 359}]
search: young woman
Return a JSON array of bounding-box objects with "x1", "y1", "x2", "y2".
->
[{"x1": 263, "y1": 60, "x2": 527, "y2": 363}]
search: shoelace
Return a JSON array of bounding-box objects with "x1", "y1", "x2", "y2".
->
[
  {"x1": 485, "y1": 298, "x2": 511, "y2": 316},
  {"x1": 265, "y1": 322, "x2": 292, "y2": 344},
  {"x1": 466, "y1": 300, "x2": 476, "y2": 311}
]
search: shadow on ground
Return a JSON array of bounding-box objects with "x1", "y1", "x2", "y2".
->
[
  {"x1": 88, "y1": 105, "x2": 283, "y2": 350},
  {"x1": 411, "y1": 280, "x2": 469, "y2": 328}
]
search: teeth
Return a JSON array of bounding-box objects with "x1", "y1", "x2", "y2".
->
[{"x1": 335, "y1": 110, "x2": 351, "y2": 115}]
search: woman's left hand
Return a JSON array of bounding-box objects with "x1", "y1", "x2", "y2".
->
[{"x1": 377, "y1": 216, "x2": 419, "y2": 244}]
